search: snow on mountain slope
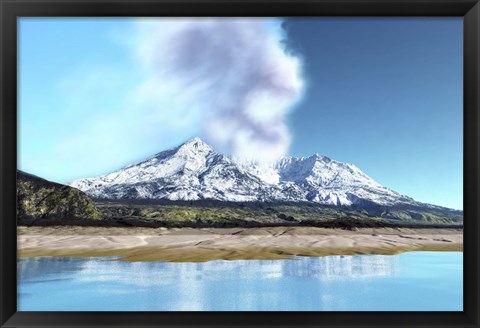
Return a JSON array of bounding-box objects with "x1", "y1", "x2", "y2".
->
[{"x1": 70, "y1": 138, "x2": 416, "y2": 206}]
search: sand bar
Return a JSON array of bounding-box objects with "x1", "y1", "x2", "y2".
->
[{"x1": 17, "y1": 226, "x2": 463, "y2": 262}]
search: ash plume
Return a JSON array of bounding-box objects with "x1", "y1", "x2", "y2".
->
[{"x1": 134, "y1": 18, "x2": 305, "y2": 162}]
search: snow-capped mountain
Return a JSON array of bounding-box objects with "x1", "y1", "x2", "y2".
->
[{"x1": 70, "y1": 137, "x2": 418, "y2": 206}]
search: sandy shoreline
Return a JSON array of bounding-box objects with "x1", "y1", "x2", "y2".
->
[{"x1": 18, "y1": 226, "x2": 463, "y2": 262}]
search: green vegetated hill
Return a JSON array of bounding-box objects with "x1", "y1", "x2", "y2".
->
[
  {"x1": 16, "y1": 171, "x2": 462, "y2": 228},
  {"x1": 93, "y1": 199, "x2": 463, "y2": 228},
  {"x1": 17, "y1": 170, "x2": 100, "y2": 225}
]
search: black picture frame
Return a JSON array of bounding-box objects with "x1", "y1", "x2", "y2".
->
[{"x1": 1, "y1": 0, "x2": 479, "y2": 327}]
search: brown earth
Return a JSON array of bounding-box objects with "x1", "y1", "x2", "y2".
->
[{"x1": 17, "y1": 226, "x2": 463, "y2": 262}]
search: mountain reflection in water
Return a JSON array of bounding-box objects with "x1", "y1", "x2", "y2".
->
[{"x1": 18, "y1": 252, "x2": 462, "y2": 311}]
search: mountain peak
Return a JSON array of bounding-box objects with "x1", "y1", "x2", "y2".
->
[
  {"x1": 309, "y1": 153, "x2": 331, "y2": 162},
  {"x1": 184, "y1": 137, "x2": 205, "y2": 145},
  {"x1": 174, "y1": 137, "x2": 214, "y2": 156}
]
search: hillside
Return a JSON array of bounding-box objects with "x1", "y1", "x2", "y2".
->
[{"x1": 17, "y1": 170, "x2": 100, "y2": 225}]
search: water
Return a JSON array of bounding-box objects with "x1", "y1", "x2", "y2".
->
[{"x1": 18, "y1": 251, "x2": 462, "y2": 311}]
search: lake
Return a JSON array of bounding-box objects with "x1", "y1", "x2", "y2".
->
[{"x1": 18, "y1": 251, "x2": 462, "y2": 311}]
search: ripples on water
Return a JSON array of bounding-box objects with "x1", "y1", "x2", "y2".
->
[{"x1": 18, "y1": 252, "x2": 462, "y2": 311}]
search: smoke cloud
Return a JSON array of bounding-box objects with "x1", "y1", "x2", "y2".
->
[{"x1": 133, "y1": 18, "x2": 305, "y2": 162}]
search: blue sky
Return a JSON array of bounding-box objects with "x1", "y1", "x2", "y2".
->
[{"x1": 18, "y1": 17, "x2": 462, "y2": 209}]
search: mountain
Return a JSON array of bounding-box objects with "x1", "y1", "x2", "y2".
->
[
  {"x1": 17, "y1": 170, "x2": 100, "y2": 225},
  {"x1": 70, "y1": 138, "x2": 439, "y2": 209}
]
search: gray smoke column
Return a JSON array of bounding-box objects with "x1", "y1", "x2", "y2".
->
[{"x1": 134, "y1": 18, "x2": 305, "y2": 162}]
